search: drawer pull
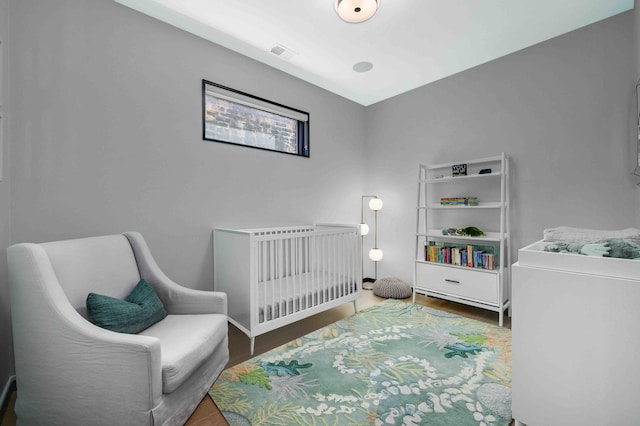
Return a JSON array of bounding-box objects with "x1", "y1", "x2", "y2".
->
[{"x1": 445, "y1": 279, "x2": 460, "y2": 285}]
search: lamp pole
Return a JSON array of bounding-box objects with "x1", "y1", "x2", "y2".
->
[{"x1": 360, "y1": 195, "x2": 383, "y2": 289}]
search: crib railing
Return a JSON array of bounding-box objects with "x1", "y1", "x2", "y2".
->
[
  {"x1": 214, "y1": 224, "x2": 361, "y2": 355},
  {"x1": 251, "y1": 225, "x2": 360, "y2": 324}
]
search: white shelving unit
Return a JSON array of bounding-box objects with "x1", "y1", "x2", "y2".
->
[{"x1": 413, "y1": 153, "x2": 511, "y2": 326}]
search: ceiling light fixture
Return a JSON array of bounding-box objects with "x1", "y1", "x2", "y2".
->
[
  {"x1": 353, "y1": 61, "x2": 373, "y2": 73},
  {"x1": 335, "y1": 0, "x2": 380, "y2": 23}
]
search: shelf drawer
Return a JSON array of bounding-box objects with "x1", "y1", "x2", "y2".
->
[{"x1": 416, "y1": 262, "x2": 499, "y2": 305}]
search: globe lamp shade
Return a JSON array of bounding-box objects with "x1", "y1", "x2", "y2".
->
[
  {"x1": 369, "y1": 198, "x2": 383, "y2": 211},
  {"x1": 369, "y1": 248, "x2": 383, "y2": 262}
]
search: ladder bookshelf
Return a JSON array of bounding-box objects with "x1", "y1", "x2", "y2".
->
[{"x1": 413, "y1": 153, "x2": 511, "y2": 326}]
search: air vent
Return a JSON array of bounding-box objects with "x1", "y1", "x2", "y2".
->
[
  {"x1": 270, "y1": 45, "x2": 286, "y2": 56},
  {"x1": 268, "y1": 43, "x2": 298, "y2": 61}
]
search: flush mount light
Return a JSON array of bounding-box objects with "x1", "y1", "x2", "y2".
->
[{"x1": 335, "y1": 0, "x2": 380, "y2": 23}]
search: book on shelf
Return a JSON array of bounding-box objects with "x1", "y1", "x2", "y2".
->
[
  {"x1": 424, "y1": 241, "x2": 497, "y2": 270},
  {"x1": 439, "y1": 197, "x2": 478, "y2": 206}
]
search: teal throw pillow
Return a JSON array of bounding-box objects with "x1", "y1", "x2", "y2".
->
[{"x1": 86, "y1": 279, "x2": 167, "y2": 334}]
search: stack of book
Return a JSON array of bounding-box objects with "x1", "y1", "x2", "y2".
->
[
  {"x1": 439, "y1": 197, "x2": 478, "y2": 206},
  {"x1": 425, "y1": 243, "x2": 496, "y2": 270}
]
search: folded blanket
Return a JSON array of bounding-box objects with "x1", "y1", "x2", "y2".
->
[
  {"x1": 543, "y1": 239, "x2": 640, "y2": 258},
  {"x1": 543, "y1": 226, "x2": 640, "y2": 244}
]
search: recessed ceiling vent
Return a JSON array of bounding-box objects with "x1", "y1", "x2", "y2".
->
[{"x1": 268, "y1": 43, "x2": 298, "y2": 61}]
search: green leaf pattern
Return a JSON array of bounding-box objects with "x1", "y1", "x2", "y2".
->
[
  {"x1": 209, "y1": 300, "x2": 511, "y2": 425},
  {"x1": 239, "y1": 368, "x2": 272, "y2": 390}
]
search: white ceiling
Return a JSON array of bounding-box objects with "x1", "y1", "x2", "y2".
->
[{"x1": 115, "y1": 0, "x2": 633, "y2": 106}]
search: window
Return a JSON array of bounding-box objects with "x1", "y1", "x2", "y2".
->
[{"x1": 202, "y1": 80, "x2": 310, "y2": 157}]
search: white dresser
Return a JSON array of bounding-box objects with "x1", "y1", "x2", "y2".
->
[{"x1": 512, "y1": 241, "x2": 640, "y2": 426}]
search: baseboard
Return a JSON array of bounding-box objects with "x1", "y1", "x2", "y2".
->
[{"x1": 0, "y1": 375, "x2": 16, "y2": 420}]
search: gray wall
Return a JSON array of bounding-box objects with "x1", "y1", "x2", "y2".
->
[
  {"x1": 635, "y1": 0, "x2": 640, "y2": 206},
  {"x1": 637, "y1": 1, "x2": 640, "y2": 84},
  {"x1": 0, "y1": 0, "x2": 11, "y2": 398},
  {"x1": 9, "y1": 0, "x2": 367, "y2": 288},
  {"x1": 365, "y1": 11, "x2": 638, "y2": 282}
]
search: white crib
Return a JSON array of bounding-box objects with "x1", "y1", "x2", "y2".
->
[{"x1": 214, "y1": 225, "x2": 361, "y2": 355}]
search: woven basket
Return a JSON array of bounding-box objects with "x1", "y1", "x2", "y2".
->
[{"x1": 373, "y1": 277, "x2": 412, "y2": 299}]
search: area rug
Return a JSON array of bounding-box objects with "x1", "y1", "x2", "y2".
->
[{"x1": 209, "y1": 300, "x2": 512, "y2": 425}]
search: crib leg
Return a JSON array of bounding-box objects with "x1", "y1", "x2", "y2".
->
[
  {"x1": 353, "y1": 300, "x2": 358, "y2": 313},
  {"x1": 250, "y1": 337, "x2": 255, "y2": 356}
]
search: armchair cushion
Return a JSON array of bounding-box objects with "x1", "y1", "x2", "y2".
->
[
  {"x1": 87, "y1": 279, "x2": 167, "y2": 334},
  {"x1": 140, "y1": 314, "x2": 229, "y2": 393}
]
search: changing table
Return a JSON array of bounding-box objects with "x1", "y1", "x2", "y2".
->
[{"x1": 512, "y1": 240, "x2": 640, "y2": 426}]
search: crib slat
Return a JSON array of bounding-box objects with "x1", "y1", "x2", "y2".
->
[
  {"x1": 338, "y1": 234, "x2": 347, "y2": 296},
  {"x1": 329, "y1": 234, "x2": 334, "y2": 301},
  {"x1": 340, "y1": 232, "x2": 345, "y2": 298},
  {"x1": 338, "y1": 232, "x2": 342, "y2": 297},
  {"x1": 259, "y1": 240, "x2": 264, "y2": 324},
  {"x1": 307, "y1": 235, "x2": 311, "y2": 307},
  {"x1": 283, "y1": 233, "x2": 288, "y2": 315},
  {"x1": 295, "y1": 236, "x2": 301, "y2": 312},
  {"x1": 283, "y1": 236, "x2": 287, "y2": 316},
  {"x1": 271, "y1": 238, "x2": 276, "y2": 322},
  {"x1": 343, "y1": 231, "x2": 348, "y2": 296},
  {"x1": 327, "y1": 234, "x2": 331, "y2": 301},
  {"x1": 315, "y1": 233, "x2": 320, "y2": 306},
  {"x1": 277, "y1": 237, "x2": 282, "y2": 319},
  {"x1": 263, "y1": 239, "x2": 269, "y2": 323},
  {"x1": 336, "y1": 233, "x2": 340, "y2": 298},
  {"x1": 326, "y1": 233, "x2": 330, "y2": 303},
  {"x1": 298, "y1": 235, "x2": 303, "y2": 312},
  {"x1": 292, "y1": 236, "x2": 296, "y2": 313},
  {"x1": 320, "y1": 233, "x2": 324, "y2": 304},
  {"x1": 291, "y1": 236, "x2": 295, "y2": 314},
  {"x1": 257, "y1": 240, "x2": 261, "y2": 324}
]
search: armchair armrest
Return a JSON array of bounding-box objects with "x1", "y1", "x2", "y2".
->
[
  {"x1": 159, "y1": 286, "x2": 227, "y2": 315},
  {"x1": 124, "y1": 232, "x2": 227, "y2": 315},
  {"x1": 53, "y1": 319, "x2": 164, "y2": 409}
]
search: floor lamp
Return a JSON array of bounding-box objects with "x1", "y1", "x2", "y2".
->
[{"x1": 360, "y1": 195, "x2": 383, "y2": 290}]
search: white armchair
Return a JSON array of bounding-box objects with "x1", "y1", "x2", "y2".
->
[{"x1": 7, "y1": 232, "x2": 229, "y2": 426}]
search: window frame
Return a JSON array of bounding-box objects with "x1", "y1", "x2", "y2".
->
[{"x1": 202, "y1": 80, "x2": 310, "y2": 158}]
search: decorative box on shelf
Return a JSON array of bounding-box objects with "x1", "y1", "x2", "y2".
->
[{"x1": 451, "y1": 163, "x2": 467, "y2": 176}]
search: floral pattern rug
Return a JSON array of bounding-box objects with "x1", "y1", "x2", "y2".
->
[{"x1": 209, "y1": 299, "x2": 512, "y2": 425}]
